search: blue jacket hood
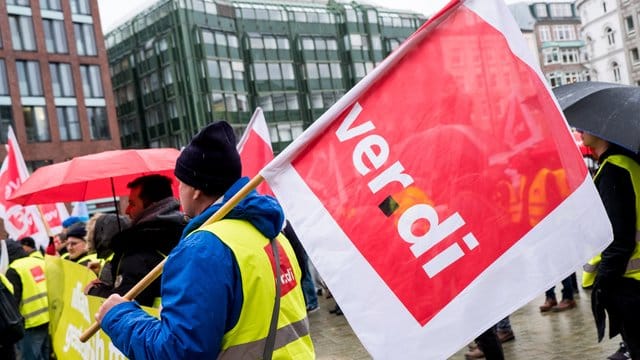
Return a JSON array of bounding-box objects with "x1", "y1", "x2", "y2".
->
[{"x1": 182, "y1": 177, "x2": 285, "y2": 239}]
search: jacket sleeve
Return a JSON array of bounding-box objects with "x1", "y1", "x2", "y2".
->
[
  {"x1": 5, "y1": 268, "x2": 22, "y2": 304},
  {"x1": 595, "y1": 162, "x2": 637, "y2": 283},
  {"x1": 111, "y1": 252, "x2": 164, "y2": 307},
  {"x1": 102, "y1": 231, "x2": 241, "y2": 359}
]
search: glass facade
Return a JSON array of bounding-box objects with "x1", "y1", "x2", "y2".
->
[
  {"x1": 50, "y1": 63, "x2": 75, "y2": 97},
  {"x1": 23, "y1": 106, "x2": 50, "y2": 142},
  {"x1": 9, "y1": 15, "x2": 37, "y2": 51},
  {"x1": 43, "y1": 19, "x2": 69, "y2": 54},
  {"x1": 16, "y1": 60, "x2": 43, "y2": 96},
  {"x1": 105, "y1": 0, "x2": 424, "y2": 150},
  {"x1": 56, "y1": 106, "x2": 81, "y2": 141}
]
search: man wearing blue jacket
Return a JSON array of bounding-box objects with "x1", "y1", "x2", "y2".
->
[{"x1": 96, "y1": 121, "x2": 314, "y2": 359}]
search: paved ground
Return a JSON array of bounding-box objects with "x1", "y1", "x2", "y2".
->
[{"x1": 309, "y1": 280, "x2": 622, "y2": 359}]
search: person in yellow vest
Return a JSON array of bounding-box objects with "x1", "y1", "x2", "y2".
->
[
  {"x1": 96, "y1": 121, "x2": 315, "y2": 359},
  {"x1": 581, "y1": 131, "x2": 640, "y2": 359},
  {"x1": 18, "y1": 237, "x2": 41, "y2": 258},
  {"x1": 5, "y1": 239, "x2": 50, "y2": 360},
  {"x1": 64, "y1": 224, "x2": 97, "y2": 266}
]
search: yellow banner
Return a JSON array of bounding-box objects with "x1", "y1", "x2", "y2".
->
[{"x1": 45, "y1": 255, "x2": 159, "y2": 359}]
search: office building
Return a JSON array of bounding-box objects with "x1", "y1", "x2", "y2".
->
[
  {"x1": 105, "y1": 0, "x2": 425, "y2": 151},
  {"x1": 0, "y1": 0, "x2": 120, "y2": 168}
]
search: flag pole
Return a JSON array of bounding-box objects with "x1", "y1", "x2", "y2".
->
[
  {"x1": 79, "y1": 174, "x2": 266, "y2": 342},
  {"x1": 35, "y1": 205, "x2": 53, "y2": 237}
]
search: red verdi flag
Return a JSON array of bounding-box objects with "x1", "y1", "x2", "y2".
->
[
  {"x1": 260, "y1": 0, "x2": 612, "y2": 358},
  {"x1": 0, "y1": 128, "x2": 68, "y2": 248},
  {"x1": 237, "y1": 108, "x2": 274, "y2": 196}
]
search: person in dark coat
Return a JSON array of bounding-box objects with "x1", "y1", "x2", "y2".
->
[
  {"x1": 0, "y1": 240, "x2": 23, "y2": 360},
  {"x1": 85, "y1": 175, "x2": 186, "y2": 307},
  {"x1": 582, "y1": 132, "x2": 640, "y2": 359},
  {"x1": 85, "y1": 213, "x2": 132, "y2": 286}
]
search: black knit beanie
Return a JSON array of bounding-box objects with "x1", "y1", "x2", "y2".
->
[{"x1": 174, "y1": 121, "x2": 241, "y2": 196}]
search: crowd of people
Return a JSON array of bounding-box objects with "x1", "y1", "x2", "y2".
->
[
  {"x1": 0, "y1": 121, "x2": 317, "y2": 359},
  {"x1": 0, "y1": 121, "x2": 638, "y2": 360}
]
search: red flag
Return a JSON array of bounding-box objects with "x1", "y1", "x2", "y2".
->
[
  {"x1": 260, "y1": 0, "x2": 611, "y2": 358},
  {"x1": 237, "y1": 108, "x2": 274, "y2": 196},
  {"x1": 0, "y1": 128, "x2": 68, "y2": 248}
]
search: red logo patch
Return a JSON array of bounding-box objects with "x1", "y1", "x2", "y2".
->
[
  {"x1": 264, "y1": 241, "x2": 297, "y2": 297},
  {"x1": 30, "y1": 266, "x2": 45, "y2": 283}
]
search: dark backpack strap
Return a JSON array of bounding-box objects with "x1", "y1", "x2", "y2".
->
[{"x1": 263, "y1": 238, "x2": 281, "y2": 360}]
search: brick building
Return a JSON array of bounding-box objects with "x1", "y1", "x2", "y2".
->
[{"x1": 0, "y1": 0, "x2": 120, "y2": 170}]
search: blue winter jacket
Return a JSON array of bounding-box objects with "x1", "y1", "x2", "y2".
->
[{"x1": 102, "y1": 177, "x2": 285, "y2": 359}]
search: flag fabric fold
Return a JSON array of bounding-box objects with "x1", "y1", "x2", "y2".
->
[
  {"x1": 237, "y1": 107, "x2": 274, "y2": 196},
  {"x1": 260, "y1": 0, "x2": 612, "y2": 358}
]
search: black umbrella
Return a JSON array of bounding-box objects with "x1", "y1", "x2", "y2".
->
[{"x1": 552, "y1": 81, "x2": 640, "y2": 153}]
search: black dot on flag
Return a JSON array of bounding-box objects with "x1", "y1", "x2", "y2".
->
[{"x1": 379, "y1": 196, "x2": 399, "y2": 217}]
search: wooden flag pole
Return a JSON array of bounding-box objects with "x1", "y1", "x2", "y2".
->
[{"x1": 79, "y1": 175, "x2": 266, "y2": 342}]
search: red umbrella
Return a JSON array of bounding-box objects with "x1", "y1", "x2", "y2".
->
[{"x1": 9, "y1": 148, "x2": 180, "y2": 205}]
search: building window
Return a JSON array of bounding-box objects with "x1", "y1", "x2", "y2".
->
[
  {"x1": 40, "y1": 0, "x2": 62, "y2": 11},
  {"x1": 606, "y1": 27, "x2": 615, "y2": 46},
  {"x1": 56, "y1": 107, "x2": 81, "y2": 141},
  {"x1": 43, "y1": 19, "x2": 68, "y2": 53},
  {"x1": 586, "y1": 35, "x2": 594, "y2": 56},
  {"x1": 549, "y1": 4, "x2": 572, "y2": 17},
  {"x1": 74, "y1": 23, "x2": 97, "y2": 56},
  {"x1": 23, "y1": 106, "x2": 50, "y2": 142},
  {"x1": 0, "y1": 107, "x2": 14, "y2": 143},
  {"x1": 561, "y1": 49, "x2": 580, "y2": 64},
  {"x1": 535, "y1": 4, "x2": 548, "y2": 17},
  {"x1": 543, "y1": 48, "x2": 559, "y2": 64},
  {"x1": 16, "y1": 61, "x2": 43, "y2": 96},
  {"x1": 625, "y1": 16, "x2": 635, "y2": 34},
  {"x1": 7, "y1": 0, "x2": 30, "y2": 6},
  {"x1": 631, "y1": 48, "x2": 640, "y2": 64},
  {"x1": 553, "y1": 25, "x2": 575, "y2": 40},
  {"x1": 0, "y1": 60, "x2": 8, "y2": 96},
  {"x1": 612, "y1": 61, "x2": 621, "y2": 81},
  {"x1": 49, "y1": 63, "x2": 74, "y2": 97},
  {"x1": 548, "y1": 72, "x2": 562, "y2": 87},
  {"x1": 70, "y1": 0, "x2": 90, "y2": 14},
  {"x1": 538, "y1": 26, "x2": 551, "y2": 42},
  {"x1": 9, "y1": 15, "x2": 36, "y2": 51},
  {"x1": 80, "y1": 65, "x2": 103, "y2": 98},
  {"x1": 87, "y1": 107, "x2": 109, "y2": 140}
]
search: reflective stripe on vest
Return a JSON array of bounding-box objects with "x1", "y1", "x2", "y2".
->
[
  {"x1": 9, "y1": 256, "x2": 49, "y2": 328},
  {"x1": 582, "y1": 254, "x2": 601, "y2": 288},
  {"x1": 195, "y1": 219, "x2": 314, "y2": 359},
  {"x1": 595, "y1": 155, "x2": 640, "y2": 280},
  {"x1": 0, "y1": 273, "x2": 14, "y2": 294}
]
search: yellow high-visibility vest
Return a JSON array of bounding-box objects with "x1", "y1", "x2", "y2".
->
[
  {"x1": 582, "y1": 254, "x2": 601, "y2": 288},
  {"x1": 594, "y1": 155, "x2": 640, "y2": 281},
  {"x1": 69, "y1": 252, "x2": 98, "y2": 266},
  {"x1": 9, "y1": 256, "x2": 49, "y2": 328},
  {"x1": 29, "y1": 251, "x2": 44, "y2": 260},
  {"x1": 197, "y1": 219, "x2": 314, "y2": 359}
]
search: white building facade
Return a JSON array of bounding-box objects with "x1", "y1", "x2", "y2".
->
[{"x1": 576, "y1": 0, "x2": 632, "y2": 84}]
